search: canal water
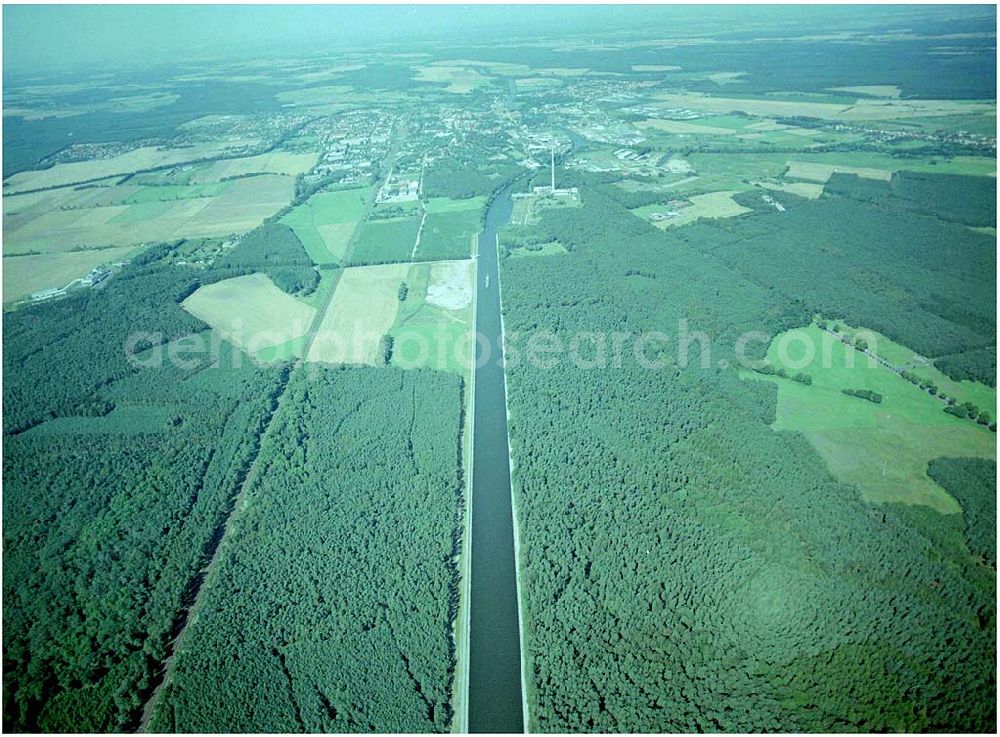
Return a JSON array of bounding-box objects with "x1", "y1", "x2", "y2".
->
[
  {"x1": 467, "y1": 132, "x2": 584, "y2": 732},
  {"x1": 468, "y1": 182, "x2": 524, "y2": 733}
]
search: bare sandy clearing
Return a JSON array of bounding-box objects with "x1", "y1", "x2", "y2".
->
[
  {"x1": 753, "y1": 180, "x2": 826, "y2": 200},
  {"x1": 426, "y1": 260, "x2": 473, "y2": 311}
]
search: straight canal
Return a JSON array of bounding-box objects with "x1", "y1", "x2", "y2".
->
[
  {"x1": 466, "y1": 131, "x2": 585, "y2": 732},
  {"x1": 467, "y1": 181, "x2": 525, "y2": 733}
]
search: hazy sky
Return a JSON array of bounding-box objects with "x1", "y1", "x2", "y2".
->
[
  {"x1": 3, "y1": 4, "x2": 667, "y2": 76},
  {"x1": 4, "y1": 4, "x2": 992, "y2": 79}
]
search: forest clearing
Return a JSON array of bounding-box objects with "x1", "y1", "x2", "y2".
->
[
  {"x1": 308, "y1": 263, "x2": 409, "y2": 365},
  {"x1": 182, "y1": 273, "x2": 316, "y2": 355}
]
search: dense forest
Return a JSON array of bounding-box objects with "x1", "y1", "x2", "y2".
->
[
  {"x1": 148, "y1": 367, "x2": 465, "y2": 732},
  {"x1": 499, "y1": 182, "x2": 995, "y2": 731},
  {"x1": 824, "y1": 171, "x2": 997, "y2": 229},
  {"x1": 0, "y1": 226, "x2": 324, "y2": 730},
  {"x1": 927, "y1": 457, "x2": 997, "y2": 566},
  {"x1": 3, "y1": 338, "x2": 286, "y2": 731},
  {"x1": 423, "y1": 161, "x2": 518, "y2": 200},
  {"x1": 3, "y1": 264, "x2": 209, "y2": 435},
  {"x1": 671, "y1": 174, "x2": 997, "y2": 385},
  {"x1": 217, "y1": 222, "x2": 320, "y2": 295}
]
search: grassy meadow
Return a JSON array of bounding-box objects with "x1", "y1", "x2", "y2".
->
[
  {"x1": 745, "y1": 323, "x2": 995, "y2": 513},
  {"x1": 415, "y1": 199, "x2": 484, "y2": 260},
  {"x1": 634, "y1": 191, "x2": 750, "y2": 228},
  {"x1": 281, "y1": 186, "x2": 371, "y2": 264},
  {"x1": 390, "y1": 259, "x2": 474, "y2": 375},
  {"x1": 352, "y1": 215, "x2": 421, "y2": 264}
]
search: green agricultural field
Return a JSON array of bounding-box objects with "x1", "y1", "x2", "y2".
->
[
  {"x1": 351, "y1": 215, "x2": 421, "y2": 264},
  {"x1": 898, "y1": 155, "x2": 997, "y2": 177},
  {"x1": 783, "y1": 151, "x2": 997, "y2": 177},
  {"x1": 390, "y1": 260, "x2": 474, "y2": 376},
  {"x1": 1, "y1": 142, "x2": 255, "y2": 194},
  {"x1": 744, "y1": 323, "x2": 995, "y2": 513},
  {"x1": 189, "y1": 151, "x2": 319, "y2": 183},
  {"x1": 785, "y1": 160, "x2": 892, "y2": 183},
  {"x1": 295, "y1": 268, "x2": 340, "y2": 310},
  {"x1": 415, "y1": 211, "x2": 481, "y2": 260},
  {"x1": 107, "y1": 200, "x2": 174, "y2": 224},
  {"x1": 638, "y1": 117, "x2": 748, "y2": 136},
  {"x1": 3, "y1": 175, "x2": 296, "y2": 254},
  {"x1": 389, "y1": 260, "x2": 475, "y2": 378},
  {"x1": 682, "y1": 151, "x2": 997, "y2": 196},
  {"x1": 254, "y1": 334, "x2": 309, "y2": 363},
  {"x1": 281, "y1": 186, "x2": 372, "y2": 264},
  {"x1": 678, "y1": 152, "x2": 795, "y2": 193}
]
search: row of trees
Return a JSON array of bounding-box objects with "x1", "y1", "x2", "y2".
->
[
  {"x1": 498, "y1": 181, "x2": 995, "y2": 731},
  {"x1": 842, "y1": 388, "x2": 883, "y2": 403}
]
